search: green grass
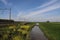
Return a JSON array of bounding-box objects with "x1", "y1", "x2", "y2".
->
[{"x1": 39, "y1": 22, "x2": 60, "y2": 40}]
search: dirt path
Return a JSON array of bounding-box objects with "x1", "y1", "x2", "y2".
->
[{"x1": 30, "y1": 25, "x2": 48, "y2": 40}]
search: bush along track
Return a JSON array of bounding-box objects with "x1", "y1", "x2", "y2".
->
[{"x1": 0, "y1": 23, "x2": 34, "y2": 40}]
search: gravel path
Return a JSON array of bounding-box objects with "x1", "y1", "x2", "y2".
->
[{"x1": 30, "y1": 25, "x2": 48, "y2": 40}]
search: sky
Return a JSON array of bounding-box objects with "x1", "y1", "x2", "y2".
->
[{"x1": 0, "y1": 0, "x2": 60, "y2": 22}]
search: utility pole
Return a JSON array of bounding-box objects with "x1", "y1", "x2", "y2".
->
[{"x1": 9, "y1": 8, "x2": 11, "y2": 20}]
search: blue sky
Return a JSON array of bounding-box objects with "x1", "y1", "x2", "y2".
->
[{"x1": 0, "y1": 0, "x2": 60, "y2": 22}]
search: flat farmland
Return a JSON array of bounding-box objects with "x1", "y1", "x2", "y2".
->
[{"x1": 39, "y1": 22, "x2": 60, "y2": 40}]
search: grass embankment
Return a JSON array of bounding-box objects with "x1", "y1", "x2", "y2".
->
[
  {"x1": 0, "y1": 22, "x2": 35, "y2": 40},
  {"x1": 39, "y1": 22, "x2": 60, "y2": 40}
]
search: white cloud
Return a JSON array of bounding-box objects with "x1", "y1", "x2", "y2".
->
[
  {"x1": 22, "y1": 2, "x2": 60, "y2": 18},
  {"x1": 1, "y1": 0, "x2": 8, "y2": 5},
  {"x1": 37, "y1": 0, "x2": 57, "y2": 7},
  {"x1": 30, "y1": 0, "x2": 57, "y2": 10},
  {"x1": 0, "y1": 0, "x2": 12, "y2": 6},
  {"x1": 43, "y1": 16, "x2": 60, "y2": 22},
  {"x1": 24, "y1": 15, "x2": 60, "y2": 22},
  {"x1": 17, "y1": 0, "x2": 60, "y2": 22}
]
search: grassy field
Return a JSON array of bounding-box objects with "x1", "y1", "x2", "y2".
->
[
  {"x1": 0, "y1": 22, "x2": 35, "y2": 40},
  {"x1": 39, "y1": 22, "x2": 60, "y2": 40}
]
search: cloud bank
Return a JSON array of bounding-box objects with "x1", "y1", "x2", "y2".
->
[
  {"x1": 0, "y1": 0, "x2": 12, "y2": 6},
  {"x1": 17, "y1": 0, "x2": 60, "y2": 22}
]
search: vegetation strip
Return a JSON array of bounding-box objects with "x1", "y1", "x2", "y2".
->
[
  {"x1": 0, "y1": 22, "x2": 35, "y2": 40},
  {"x1": 39, "y1": 22, "x2": 60, "y2": 40}
]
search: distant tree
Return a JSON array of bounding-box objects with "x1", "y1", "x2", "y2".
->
[{"x1": 46, "y1": 21, "x2": 50, "y2": 23}]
